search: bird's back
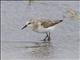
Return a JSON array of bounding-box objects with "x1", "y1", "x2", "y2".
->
[{"x1": 36, "y1": 19, "x2": 63, "y2": 28}]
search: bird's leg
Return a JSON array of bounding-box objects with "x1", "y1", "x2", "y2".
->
[
  {"x1": 47, "y1": 32, "x2": 51, "y2": 41},
  {"x1": 43, "y1": 32, "x2": 48, "y2": 41},
  {"x1": 41, "y1": 32, "x2": 51, "y2": 42}
]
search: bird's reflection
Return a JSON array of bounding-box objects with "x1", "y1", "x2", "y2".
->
[
  {"x1": 3, "y1": 41, "x2": 54, "y2": 59},
  {"x1": 25, "y1": 41, "x2": 54, "y2": 59}
]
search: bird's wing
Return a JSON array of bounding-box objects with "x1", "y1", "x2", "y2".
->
[
  {"x1": 41, "y1": 20, "x2": 55, "y2": 28},
  {"x1": 41, "y1": 20, "x2": 63, "y2": 28}
]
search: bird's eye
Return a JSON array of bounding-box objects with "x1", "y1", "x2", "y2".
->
[{"x1": 28, "y1": 23, "x2": 31, "y2": 25}]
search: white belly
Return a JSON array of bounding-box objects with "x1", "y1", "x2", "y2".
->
[{"x1": 33, "y1": 26, "x2": 56, "y2": 33}]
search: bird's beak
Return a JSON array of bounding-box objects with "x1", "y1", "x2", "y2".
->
[{"x1": 21, "y1": 25, "x2": 27, "y2": 30}]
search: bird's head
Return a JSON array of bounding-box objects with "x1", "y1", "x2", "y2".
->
[{"x1": 21, "y1": 21, "x2": 33, "y2": 30}]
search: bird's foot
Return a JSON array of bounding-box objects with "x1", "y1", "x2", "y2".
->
[
  {"x1": 47, "y1": 37, "x2": 51, "y2": 41},
  {"x1": 41, "y1": 38, "x2": 50, "y2": 43},
  {"x1": 41, "y1": 39, "x2": 46, "y2": 42}
]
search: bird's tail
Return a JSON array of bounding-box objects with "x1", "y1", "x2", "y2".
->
[
  {"x1": 55, "y1": 20, "x2": 63, "y2": 25},
  {"x1": 59, "y1": 20, "x2": 63, "y2": 22}
]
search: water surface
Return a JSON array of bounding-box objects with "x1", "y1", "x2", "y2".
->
[{"x1": 1, "y1": 1, "x2": 79, "y2": 60}]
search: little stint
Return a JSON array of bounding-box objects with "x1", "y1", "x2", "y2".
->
[{"x1": 21, "y1": 19, "x2": 63, "y2": 41}]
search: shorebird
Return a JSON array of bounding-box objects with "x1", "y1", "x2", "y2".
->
[{"x1": 21, "y1": 19, "x2": 63, "y2": 41}]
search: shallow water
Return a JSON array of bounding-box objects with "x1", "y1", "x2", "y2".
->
[{"x1": 1, "y1": 1, "x2": 79, "y2": 60}]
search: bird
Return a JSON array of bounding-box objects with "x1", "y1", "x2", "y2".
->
[{"x1": 21, "y1": 19, "x2": 63, "y2": 41}]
